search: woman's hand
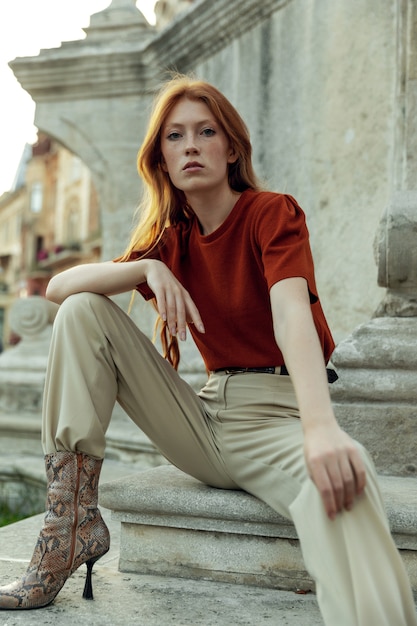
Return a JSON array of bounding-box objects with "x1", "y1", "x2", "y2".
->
[
  {"x1": 144, "y1": 259, "x2": 205, "y2": 341},
  {"x1": 303, "y1": 421, "x2": 366, "y2": 520}
]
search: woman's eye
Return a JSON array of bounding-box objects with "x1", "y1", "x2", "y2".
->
[
  {"x1": 167, "y1": 132, "x2": 181, "y2": 140},
  {"x1": 202, "y1": 128, "x2": 215, "y2": 137}
]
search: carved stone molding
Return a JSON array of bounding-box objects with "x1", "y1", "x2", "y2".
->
[
  {"x1": 147, "y1": 0, "x2": 292, "y2": 72},
  {"x1": 374, "y1": 190, "x2": 417, "y2": 317},
  {"x1": 9, "y1": 0, "x2": 292, "y2": 101}
]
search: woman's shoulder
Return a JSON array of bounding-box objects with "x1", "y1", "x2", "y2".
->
[{"x1": 242, "y1": 189, "x2": 305, "y2": 220}]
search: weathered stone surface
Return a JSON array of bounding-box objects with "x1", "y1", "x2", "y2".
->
[
  {"x1": 333, "y1": 403, "x2": 417, "y2": 477},
  {"x1": 331, "y1": 317, "x2": 417, "y2": 398},
  {"x1": 330, "y1": 317, "x2": 417, "y2": 475},
  {"x1": 118, "y1": 523, "x2": 310, "y2": 591},
  {"x1": 99, "y1": 465, "x2": 417, "y2": 591}
]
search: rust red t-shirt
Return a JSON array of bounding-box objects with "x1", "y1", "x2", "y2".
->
[{"x1": 134, "y1": 189, "x2": 335, "y2": 371}]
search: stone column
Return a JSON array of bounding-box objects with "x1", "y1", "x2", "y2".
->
[
  {"x1": 330, "y1": 191, "x2": 417, "y2": 476},
  {"x1": 329, "y1": 1, "x2": 417, "y2": 477}
]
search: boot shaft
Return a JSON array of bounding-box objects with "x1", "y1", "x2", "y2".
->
[{"x1": 0, "y1": 450, "x2": 109, "y2": 609}]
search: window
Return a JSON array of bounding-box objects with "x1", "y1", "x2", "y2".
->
[{"x1": 30, "y1": 182, "x2": 43, "y2": 213}]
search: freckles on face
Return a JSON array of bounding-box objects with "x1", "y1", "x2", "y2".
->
[{"x1": 159, "y1": 98, "x2": 236, "y2": 192}]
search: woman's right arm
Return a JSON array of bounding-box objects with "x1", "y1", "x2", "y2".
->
[
  {"x1": 45, "y1": 260, "x2": 150, "y2": 304},
  {"x1": 45, "y1": 259, "x2": 205, "y2": 341}
]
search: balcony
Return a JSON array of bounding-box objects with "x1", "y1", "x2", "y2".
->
[{"x1": 36, "y1": 243, "x2": 85, "y2": 271}]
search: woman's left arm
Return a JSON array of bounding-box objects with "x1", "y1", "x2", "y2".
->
[{"x1": 270, "y1": 277, "x2": 366, "y2": 520}]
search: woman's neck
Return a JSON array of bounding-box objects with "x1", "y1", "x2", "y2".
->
[{"x1": 186, "y1": 187, "x2": 242, "y2": 236}]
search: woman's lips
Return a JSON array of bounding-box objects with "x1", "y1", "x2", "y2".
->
[{"x1": 183, "y1": 161, "x2": 203, "y2": 171}]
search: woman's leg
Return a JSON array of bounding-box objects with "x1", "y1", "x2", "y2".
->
[
  {"x1": 203, "y1": 371, "x2": 417, "y2": 626},
  {"x1": 0, "y1": 292, "x2": 235, "y2": 610},
  {"x1": 42, "y1": 291, "x2": 234, "y2": 487}
]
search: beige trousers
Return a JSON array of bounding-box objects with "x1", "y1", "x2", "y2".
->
[{"x1": 42, "y1": 293, "x2": 417, "y2": 626}]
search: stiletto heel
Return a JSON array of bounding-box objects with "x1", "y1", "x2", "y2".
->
[
  {"x1": 82, "y1": 550, "x2": 108, "y2": 600},
  {"x1": 83, "y1": 558, "x2": 96, "y2": 600}
]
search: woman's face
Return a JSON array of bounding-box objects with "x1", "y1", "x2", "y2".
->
[{"x1": 160, "y1": 97, "x2": 237, "y2": 199}]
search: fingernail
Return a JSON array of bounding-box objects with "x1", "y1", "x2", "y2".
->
[
  {"x1": 198, "y1": 323, "x2": 205, "y2": 333},
  {"x1": 180, "y1": 332, "x2": 186, "y2": 341},
  {"x1": 171, "y1": 327, "x2": 176, "y2": 336}
]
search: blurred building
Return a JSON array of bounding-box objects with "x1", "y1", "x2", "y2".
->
[
  {"x1": 0, "y1": 134, "x2": 101, "y2": 348},
  {"x1": 0, "y1": 186, "x2": 24, "y2": 351}
]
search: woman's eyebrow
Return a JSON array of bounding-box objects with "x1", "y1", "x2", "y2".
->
[{"x1": 164, "y1": 119, "x2": 216, "y2": 129}]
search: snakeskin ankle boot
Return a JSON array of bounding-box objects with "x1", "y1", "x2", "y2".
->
[{"x1": 0, "y1": 451, "x2": 110, "y2": 609}]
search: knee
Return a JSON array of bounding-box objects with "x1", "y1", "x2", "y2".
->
[{"x1": 54, "y1": 292, "x2": 109, "y2": 325}]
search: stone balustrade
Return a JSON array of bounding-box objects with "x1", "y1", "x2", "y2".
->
[{"x1": 0, "y1": 297, "x2": 58, "y2": 413}]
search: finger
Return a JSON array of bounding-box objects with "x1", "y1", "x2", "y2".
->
[
  {"x1": 338, "y1": 456, "x2": 356, "y2": 511},
  {"x1": 165, "y1": 288, "x2": 179, "y2": 337},
  {"x1": 184, "y1": 295, "x2": 205, "y2": 334},
  {"x1": 309, "y1": 462, "x2": 338, "y2": 520},
  {"x1": 349, "y1": 448, "x2": 367, "y2": 495},
  {"x1": 326, "y1": 460, "x2": 345, "y2": 515},
  {"x1": 153, "y1": 291, "x2": 167, "y2": 324},
  {"x1": 174, "y1": 292, "x2": 187, "y2": 341}
]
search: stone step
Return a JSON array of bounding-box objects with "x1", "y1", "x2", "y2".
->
[
  {"x1": 99, "y1": 465, "x2": 417, "y2": 593},
  {"x1": 0, "y1": 480, "x2": 325, "y2": 625}
]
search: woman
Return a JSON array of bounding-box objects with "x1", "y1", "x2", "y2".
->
[{"x1": 0, "y1": 75, "x2": 415, "y2": 625}]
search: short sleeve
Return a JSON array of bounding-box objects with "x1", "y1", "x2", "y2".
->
[{"x1": 254, "y1": 194, "x2": 318, "y2": 302}]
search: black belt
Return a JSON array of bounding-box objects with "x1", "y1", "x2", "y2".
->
[{"x1": 214, "y1": 365, "x2": 338, "y2": 384}]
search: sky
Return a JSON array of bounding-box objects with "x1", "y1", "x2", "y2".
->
[{"x1": 0, "y1": 0, "x2": 157, "y2": 197}]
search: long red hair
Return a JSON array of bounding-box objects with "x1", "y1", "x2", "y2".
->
[{"x1": 118, "y1": 74, "x2": 260, "y2": 368}]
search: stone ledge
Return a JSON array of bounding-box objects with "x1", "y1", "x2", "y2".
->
[
  {"x1": 100, "y1": 465, "x2": 296, "y2": 537},
  {"x1": 99, "y1": 465, "x2": 417, "y2": 592}
]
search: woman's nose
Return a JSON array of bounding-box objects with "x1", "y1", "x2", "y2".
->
[{"x1": 185, "y1": 134, "x2": 199, "y2": 154}]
